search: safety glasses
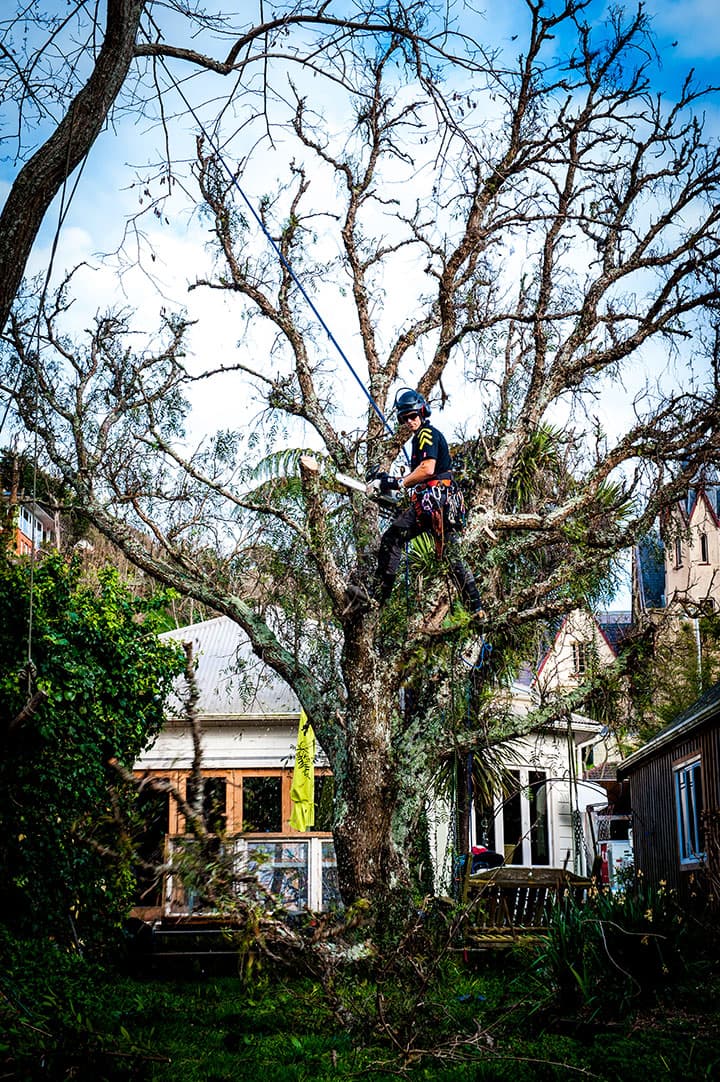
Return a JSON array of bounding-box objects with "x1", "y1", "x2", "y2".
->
[{"x1": 399, "y1": 411, "x2": 421, "y2": 423}]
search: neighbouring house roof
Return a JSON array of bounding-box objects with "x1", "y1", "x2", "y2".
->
[
  {"x1": 534, "y1": 607, "x2": 629, "y2": 685},
  {"x1": 682, "y1": 475, "x2": 720, "y2": 523},
  {"x1": 507, "y1": 678, "x2": 606, "y2": 743},
  {"x1": 596, "y1": 610, "x2": 633, "y2": 651},
  {"x1": 159, "y1": 616, "x2": 604, "y2": 746},
  {"x1": 618, "y1": 679, "x2": 720, "y2": 775},
  {"x1": 584, "y1": 762, "x2": 620, "y2": 782},
  {"x1": 160, "y1": 615, "x2": 300, "y2": 720},
  {"x1": 633, "y1": 531, "x2": 666, "y2": 611}
]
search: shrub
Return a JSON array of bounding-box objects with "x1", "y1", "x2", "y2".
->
[{"x1": 530, "y1": 875, "x2": 690, "y2": 1018}]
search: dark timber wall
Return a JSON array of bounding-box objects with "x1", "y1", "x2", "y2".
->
[{"x1": 622, "y1": 719, "x2": 720, "y2": 901}]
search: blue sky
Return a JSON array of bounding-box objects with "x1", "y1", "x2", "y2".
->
[
  {"x1": 1, "y1": 0, "x2": 718, "y2": 441},
  {"x1": 1, "y1": 0, "x2": 717, "y2": 255}
]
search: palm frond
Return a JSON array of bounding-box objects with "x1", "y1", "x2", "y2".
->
[
  {"x1": 508, "y1": 423, "x2": 564, "y2": 508},
  {"x1": 408, "y1": 532, "x2": 436, "y2": 574},
  {"x1": 433, "y1": 740, "x2": 520, "y2": 807},
  {"x1": 249, "y1": 447, "x2": 319, "y2": 483},
  {"x1": 594, "y1": 479, "x2": 635, "y2": 519}
]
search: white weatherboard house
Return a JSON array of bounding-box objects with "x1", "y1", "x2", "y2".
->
[
  {"x1": 134, "y1": 616, "x2": 611, "y2": 915},
  {"x1": 471, "y1": 677, "x2": 618, "y2": 877},
  {"x1": 133, "y1": 616, "x2": 338, "y2": 915}
]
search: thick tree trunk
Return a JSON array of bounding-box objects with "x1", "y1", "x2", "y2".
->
[
  {"x1": 332, "y1": 722, "x2": 406, "y2": 904},
  {"x1": 329, "y1": 624, "x2": 426, "y2": 909},
  {"x1": 0, "y1": 0, "x2": 146, "y2": 334}
]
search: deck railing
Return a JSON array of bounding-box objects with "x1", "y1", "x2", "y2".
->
[{"x1": 163, "y1": 834, "x2": 341, "y2": 916}]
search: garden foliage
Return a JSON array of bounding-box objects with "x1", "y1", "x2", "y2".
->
[{"x1": 0, "y1": 550, "x2": 183, "y2": 950}]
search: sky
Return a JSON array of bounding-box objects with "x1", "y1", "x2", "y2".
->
[
  {"x1": 1, "y1": 2, "x2": 717, "y2": 408},
  {"x1": 1, "y1": 0, "x2": 719, "y2": 604}
]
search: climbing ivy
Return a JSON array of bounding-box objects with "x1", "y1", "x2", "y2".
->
[{"x1": 0, "y1": 551, "x2": 184, "y2": 952}]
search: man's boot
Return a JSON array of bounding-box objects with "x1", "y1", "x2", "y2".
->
[
  {"x1": 342, "y1": 582, "x2": 373, "y2": 615},
  {"x1": 450, "y1": 560, "x2": 486, "y2": 619}
]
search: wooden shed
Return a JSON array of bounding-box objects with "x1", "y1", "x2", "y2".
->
[{"x1": 618, "y1": 682, "x2": 720, "y2": 906}]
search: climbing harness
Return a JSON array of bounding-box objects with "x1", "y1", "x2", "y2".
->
[{"x1": 409, "y1": 477, "x2": 468, "y2": 558}]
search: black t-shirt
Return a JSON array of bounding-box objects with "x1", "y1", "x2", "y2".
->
[{"x1": 410, "y1": 423, "x2": 452, "y2": 477}]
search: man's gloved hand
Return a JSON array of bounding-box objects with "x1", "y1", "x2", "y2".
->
[
  {"x1": 379, "y1": 474, "x2": 402, "y2": 495},
  {"x1": 366, "y1": 471, "x2": 401, "y2": 497}
]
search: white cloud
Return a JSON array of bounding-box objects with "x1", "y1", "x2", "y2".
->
[{"x1": 647, "y1": 0, "x2": 720, "y2": 61}]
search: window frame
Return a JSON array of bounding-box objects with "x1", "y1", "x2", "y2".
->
[
  {"x1": 673, "y1": 756, "x2": 705, "y2": 866},
  {"x1": 171, "y1": 767, "x2": 334, "y2": 837},
  {"x1": 674, "y1": 536, "x2": 683, "y2": 568},
  {"x1": 572, "y1": 640, "x2": 591, "y2": 677},
  {"x1": 477, "y1": 767, "x2": 551, "y2": 866}
]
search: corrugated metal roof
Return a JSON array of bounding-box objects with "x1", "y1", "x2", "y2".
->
[
  {"x1": 619, "y1": 678, "x2": 720, "y2": 773},
  {"x1": 160, "y1": 616, "x2": 300, "y2": 719}
]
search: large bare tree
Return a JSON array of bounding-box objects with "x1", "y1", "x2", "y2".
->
[{"x1": 4, "y1": 0, "x2": 720, "y2": 908}]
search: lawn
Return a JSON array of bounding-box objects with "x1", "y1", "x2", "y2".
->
[{"x1": 5, "y1": 944, "x2": 719, "y2": 1081}]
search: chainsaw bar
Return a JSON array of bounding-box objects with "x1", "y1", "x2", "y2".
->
[{"x1": 334, "y1": 471, "x2": 401, "y2": 511}]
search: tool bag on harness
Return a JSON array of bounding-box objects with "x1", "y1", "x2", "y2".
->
[{"x1": 411, "y1": 478, "x2": 466, "y2": 558}]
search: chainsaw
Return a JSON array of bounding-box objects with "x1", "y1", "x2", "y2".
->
[
  {"x1": 299, "y1": 455, "x2": 403, "y2": 511},
  {"x1": 335, "y1": 470, "x2": 403, "y2": 510}
]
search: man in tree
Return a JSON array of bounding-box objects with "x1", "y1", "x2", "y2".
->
[{"x1": 347, "y1": 388, "x2": 484, "y2": 617}]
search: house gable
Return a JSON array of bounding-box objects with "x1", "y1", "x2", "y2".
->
[
  {"x1": 534, "y1": 608, "x2": 618, "y2": 695},
  {"x1": 663, "y1": 486, "x2": 720, "y2": 611}
]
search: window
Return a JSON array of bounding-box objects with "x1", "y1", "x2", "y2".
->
[
  {"x1": 674, "y1": 758, "x2": 704, "y2": 865},
  {"x1": 572, "y1": 641, "x2": 591, "y2": 676},
  {"x1": 528, "y1": 770, "x2": 550, "y2": 864},
  {"x1": 700, "y1": 532, "x2": 709, "y2": 563},
  {"x1": 242, "y1": 775, "x2": 282, "y2": 832},
  {"x1": 503, "y1": 779, "x2": 523, "y2": 865},
  {"x1": 321, "y1": 840, "x2": 342, "y2": 908},
  {"x1": 497, "y1": 769, "x2": 550, "y2": 866},
  {"x1": 674, "y1": 537, "x2": 683, "y2": 568},
  {"x1": 186, "y1": 776, "x2": 227, "y2": 833},
  {"x1": 203, "y1": 778, "x2": 227, "y2": 834},
  {"x1": 313, "y1": 774, "x2": 335, "y2": 832},
  {"x1": 246, "y1": 840, "x2": 308, "y2": 908}
]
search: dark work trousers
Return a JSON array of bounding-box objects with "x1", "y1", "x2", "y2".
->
[{"x1": 376, "y1": 504, "x2": 482, "y2": 611}]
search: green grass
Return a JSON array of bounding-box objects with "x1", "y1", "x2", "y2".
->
[
  {"x1": 116, "y1": 966, "x2": 720, "y2": 1081},
  {"x1": 3, "y1": 940, "x2": 720, "y2": 1081}
]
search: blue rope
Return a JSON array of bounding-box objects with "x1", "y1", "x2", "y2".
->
[
  {"x1": 160, "y1": 62, "x2": 396, "y2": 442},
  {"x1": 461, "y1": 638, "x2": 492, "y2": 671}
]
